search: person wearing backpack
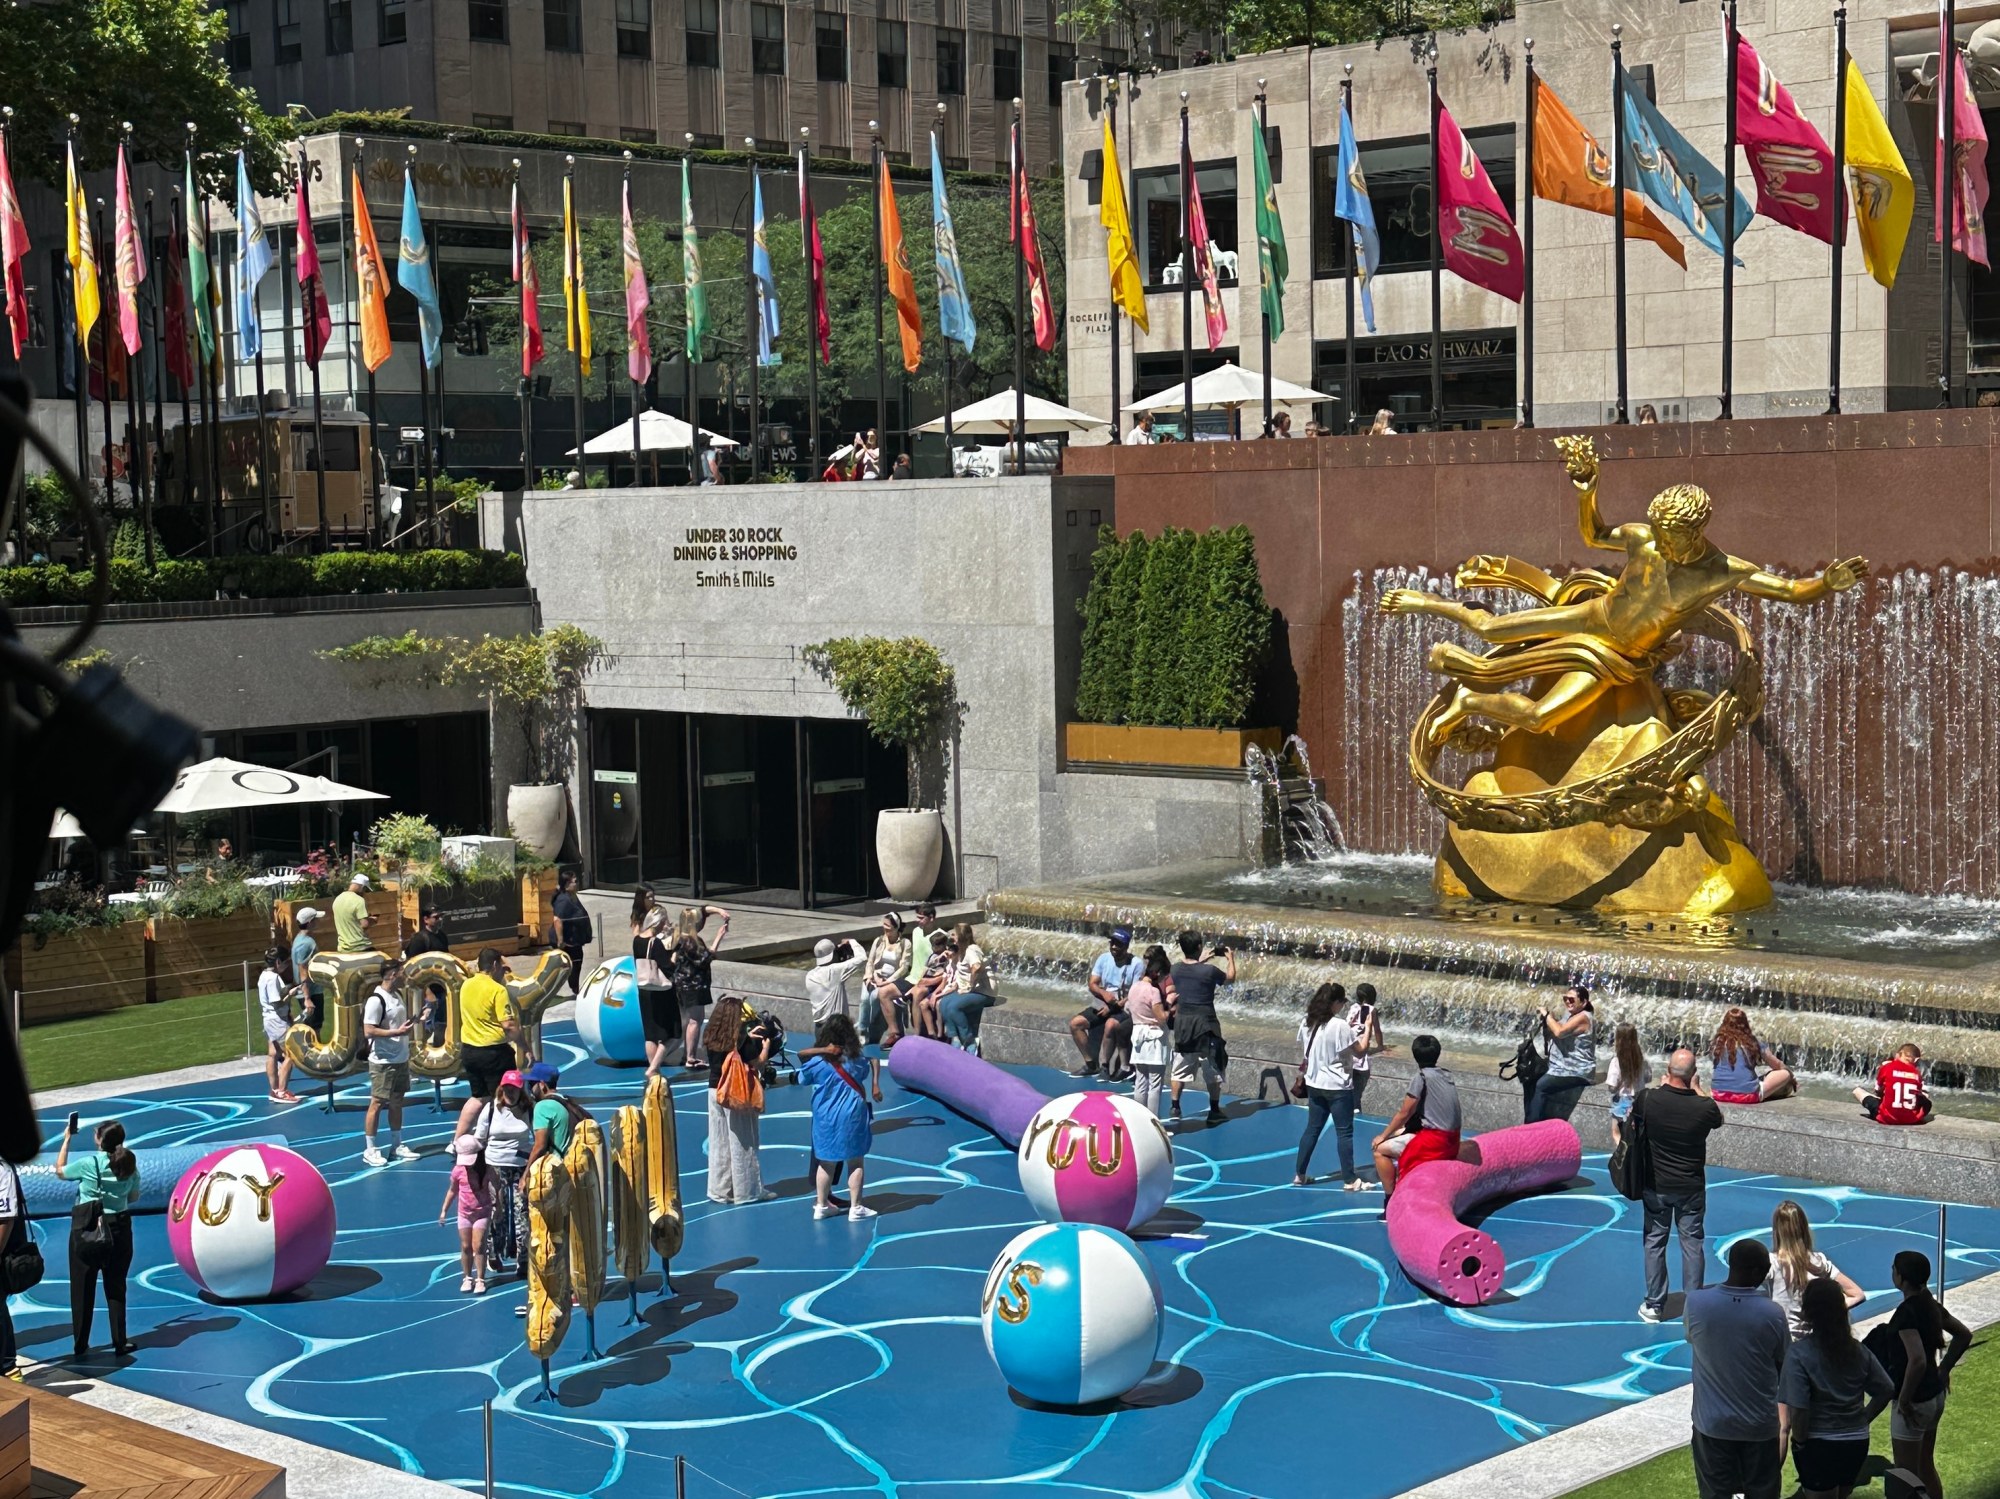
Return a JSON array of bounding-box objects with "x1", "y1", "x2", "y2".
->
[
  {"x1": 56, "y1": 1117, "x2": 140, "y2": 1360},
  {"x1": 798, "y1": 1015, "x2": 876, "y2": 1221},
  {"x1": 704, "y1": 998, "x2": 776, "y2": 1205},
  {"x1": 523, "y1": 1062, "x2": 589, "y2": 1166},
  {"x1": 0, "y1": 1156, "x2": 40, "y2": 1379},
  {"x1": 1637, "y1": 1048, "x2": 1725, "y2": 1323}
]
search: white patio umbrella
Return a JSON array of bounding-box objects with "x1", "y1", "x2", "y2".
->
[
  {"x1": 566, "y1": 409, "x2": 738, "y2": 456},
  {"x1": 49, "y1": 810, "x2": 84, "y2": 839},
  {"x1": 1124, "y1": 361, "x2": 1330, "y2": 413},
  {"x1": 915, "y1": 389, "x2": 1110, "y2": 436},
  {"x1": 154, "y1": 757, "x2": 388, "y2": 816}
]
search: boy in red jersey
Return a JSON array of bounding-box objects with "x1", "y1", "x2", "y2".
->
[{"x1": 1854, "y1": 1044, "x2": 1933, "y2": 1125}]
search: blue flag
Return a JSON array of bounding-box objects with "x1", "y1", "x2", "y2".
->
[
  {"x1": 931, "y1": 134, "x2": 976, "y2": 354},
  {"x1": 1620, "y1": 68, "x2": 1753, "y2": 263},
  {"x1": 397, "y1": 170, "x2": 443, "y2": 368},
  {"x1": 1333, "y1": 101, "x2": 1379, "y2": 335},
  {"x1": 751, "y1": 166, "x2": 780, "y2": 367},
  {"x1": 235, "y1": 150, "x2": 274, "y2": 361}
]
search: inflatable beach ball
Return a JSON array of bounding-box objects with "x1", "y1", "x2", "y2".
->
[
  {"x1": 575, "y1": 957, "x2": 648, "y2": 1065},
  {"x1": 168, "y1": 1145, "x2": 336, "y2": 1301},
  {"x1": 1017, "y1": 1091, "x2": 1174, "y2": 1232},
  {"x1": 980, "y1": 1222, "x2": 1163, "y2": 1406}
]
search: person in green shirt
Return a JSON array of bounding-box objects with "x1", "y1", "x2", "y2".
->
[
  {"x1": 523, "y1": 1062, "x2": 585, "y2": 1165},
  {"x1": 332, "y1": 873, "x2": 377, "y2": 953},
  {"x1": 56, "y1": 1117, "x2": 140, "y2": 1360}
]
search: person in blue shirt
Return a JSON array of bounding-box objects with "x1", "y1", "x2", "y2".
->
[
  {"x1": 798, "y1": 1015, "x2": 875, "y2": 1222},
  {"x1": 1070, "y1": 927, "x2": 1144, "y2": 1081},
  {"x1": 56, "y1": 1117, "x2": 141, "y2": 1361}
]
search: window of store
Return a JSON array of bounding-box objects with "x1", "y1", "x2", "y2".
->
[
  {"x1": 1311, "y1": 125, "x2": 1515, "y2": 279},
  {"x1": 686, "y1": 0, "x2": 720, "y2": 67},
  {"x1": 815, "y1": 12, "x2": 846, "y2": 81},
  {"x1": 877, "y1": 19, "x2": 907, "y2": 88},
  {"x1": 1131, "y1": 161, "x2": 1238, "y2": 289},
  {"x1": 1313, "y1": 329, "x2": 1516, "y2": 432},
  {"x1": 751, "y1": 4, "x2": 786, "y2": 74},
  {"x1": 469, "y1": 0, "x2": 507, "y2": 42},
  {"x1": 937, "y1": 30, "x2": 965, "y2": 95}
]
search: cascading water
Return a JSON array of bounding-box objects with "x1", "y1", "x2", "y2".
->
[{"x1": 1245, "y1": 735, "x2": 1346, "y2": 863}]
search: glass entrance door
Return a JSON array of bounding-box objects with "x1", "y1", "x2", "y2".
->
[
  {"x1": 804, "y1": 719, "x2": 875, "y2": 905},
  {"x1": 694, "y1": 715, "x2": 799, "y2": 903},
  {"x1": 590, "y1": 712, "x2": 641, "y2": 889}
]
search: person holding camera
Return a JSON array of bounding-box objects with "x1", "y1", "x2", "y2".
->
[
  {"x1": 806, "y1": 938, "x2": 867, "y2": 1025},
  {"x1": 704, "y1": 998, "x2": 776, "y2": 1205},
  {"x1": 57, "y1": 1116, "x2": 140, "y2": 1360},
  {"x1": 1168, "y1": 930, "x2": 1233, "y2": 1128}
]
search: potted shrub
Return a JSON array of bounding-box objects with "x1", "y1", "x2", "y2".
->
[{"x1": 805, "y1": 636, "x2": 959, "y2": 901}]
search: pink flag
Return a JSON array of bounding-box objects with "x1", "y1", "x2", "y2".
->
[
  {"x1": 1436, "y1": 98, "x2": 1523, "y2": 302},
  {"x1": 295, "y1": 164, "x2": 333, "y2": 368},
  {"x1": 621, "y1": 177, "x2": 651, "y2": 384},
  {"x1": 1185, "y1": 142, "x2": 1228, "y2": 352},
  {"x1": 1936, "y1": 46, "x2": 1991, "y2": 267},
  {"x1": 0, "y1": 130, "x2": 29, "y2": 359},
  {"x1": 114, "y1": 143, "x2": 146, "y2": 356},
  {"x1": 1734, "y1": 33, "x2": 1839, "y2": 244}
]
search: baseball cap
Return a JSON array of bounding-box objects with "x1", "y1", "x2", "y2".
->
[
  {"x1": 1111, "y1": 926, "x2": 1134, "y2": 947},
  {"x1": 452, "y1": 1135, "x2": 481, "y2": 1160},
  {"x1": 295, "y1": 906, "x2": 323, "y2": 923},
  {"x1": 523, "y1": 1061, "x2": 560, "y2": 1086},
  {"x1": 350, "y1": 872, "x2": 372, "y2": 889},
  {"x1": 813, "y1": 938, "x2": 836, "y2": 966},
  {"x1": 499, "y1": 1069, "x2": 527, "y2": 1092}
]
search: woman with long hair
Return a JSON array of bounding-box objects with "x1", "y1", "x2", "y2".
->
[
  {"x1": 673, "y1": 904, "x2": 732, "y2": 1072},
  {"x1": 937, "y1": 923, "x2": 996, "y2": 1053},
  {"x1": 1526, "y1": 984, "x2": 1596, "y2": 1124},
  {"x1": 1885, "y1": 1250, "x2": 1972, "y2": 1498},
  {"x1": 1344, "y1": 983, "x2": 1384, "y2": 1113},
  {"x1": 1763, "y1": 1200, "x2": 1865, "y2": 1341},
  {"x1": 861, "y1": 912, "x2": 909, "y2": 1049},
  {"x1": 57, "y1": 1117, "x2": 140, "y2": 1359},
  {"x1": 1126, "y1": 946, "x2": 1176, "y2": 1119},
  {"x1": 1778, "y1": 1277, "x2": 1895, "y2": 1499},
  {"x1": 1605, "y1": 1022, "x2": 1650, "y2": 1146},
  {"x1": 472, "y1": 1069, "x2": 535, "y2": 1277},
  {"x1": 630, "y1": 887, "x2": 677, "y2": 1077},
  {"x1": 1293, "y1": 982, "x2": 1363, "y2": 1189},
  {"x1": 1711, "y1": 1006, "x2": 1796, "y2": 1103},
  {"x1": 703, "y1": 997, "x2": 774, "y2": 1204}
]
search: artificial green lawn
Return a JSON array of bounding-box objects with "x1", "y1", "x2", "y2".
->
[
  {"x1": 1561, "y1": 1330, "x2": 2000, "y2": 1497},
  {"x1": 21, "y1": 989, "x2": 257, "y2": 1092}
]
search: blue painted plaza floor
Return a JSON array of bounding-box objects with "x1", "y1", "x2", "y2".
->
[{"x1": 15, "y1": 1026, "x2": 2000, "y2": 1499}]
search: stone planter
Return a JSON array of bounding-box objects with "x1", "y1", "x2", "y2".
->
[
  {"x1": 876, "y1": 808, "x2": 944, "y2": 901},
  {"x1": 508, "y1": 783, "x2": 568, "y2": 860},
  {"x1": 1065, "y1": 722, "x2": 1282, "y2": 772}
]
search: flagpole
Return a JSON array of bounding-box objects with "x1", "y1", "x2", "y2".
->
[
  {"x1": 624, "y1": 151, "x2": 642, "y2": 489},
  {"x1": 247, "y1": 130, "x2": 274, "y2": 547},
  {"x1": 514, "y1": 159, "x2": 533, "y2": 490},
  {"x1": 938, "y1": 107, "x2": 958, "y2": 464},
  {"x1": 1179, "y1": 92, "x2": 1195, "y2": 443},
  {"x1": 122, "y1": 125, "x2": 154, "y2": 550},
  {"x1": 300, "y1": 150, "x2": 330, "y2": 552},
  {"x1": 278, "y1": 179, "x2": 296, "y2": 417},
  {"x1": 192, "y1": 125, "x2": 225, "y2": 556},
  {"x1": 1341, "y1": 66, "x2": 1356, "y2": 433},
  {"x1": 871, "y1": 121, "x2": 887, "y2": 470},
  {"x1": 1521, "y1": 43, "x2": 1536, "y2": 429},
  {"x1": 1259, "y1": 81, "x2": 1274, "y2": 438},
  {"x1": 800, "y1": 128, "x2": 821, "y2": 475},
  {"x1": 65, "y1": 116, "x2": 89, "y2": 491},
  {"x1": 1427, "y1": 44, "x2": 1443, "y2": 429},
  {"x1": 172, "y1": 190, "x2": 194, "y2": 511},
  {"x1": 92, "y1": 198, "x2": 116, "y2": 520},
  {"x1": 407, "y1": 149, "x2": 436, "y2": 536},
  {"x1": 1940, "y1": 0, "x2": 1957, "y2": 408},
  {"x1": 1828, "y1": 0, "x2": 1847, "y2": 415},
  {"x1": 142, "y1": 187, "x2": 160, "y2": 568},
  {"x1": 1611, "y1": 26, "x2": 1629, "y2": 424},
  {"x1": 1721, "y1": 0, "x2": 1738, "y2": 420},
  {"x1": 1013, "y1": 99, "x2": 1026, "y2": 474},
  {"x1": 564, "y1": 155, "x2": 585, "y2": 485},
  {"x1": 744, "y1": 139, "x2": 762, "y2": 483},
  {"x1": 1108, "y1": 77, "x2": 1123, "y2": 443}
]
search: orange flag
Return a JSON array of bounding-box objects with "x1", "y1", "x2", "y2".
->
[
  {"x1": 1531, "y1": 77, "x2": 1687, "y2": 269},
  {"x1": 351, "y1": 168, "x2": 392, "y2": 372},
  {"x1": 878, "y1": 155, "x2": 922, "y2": 372}
]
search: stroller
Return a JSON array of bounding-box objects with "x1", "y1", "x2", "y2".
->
[{"x1": 752, "y1": 1009, "x2": 797, "y2": 1086}]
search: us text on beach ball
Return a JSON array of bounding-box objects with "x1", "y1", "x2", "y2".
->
[
  {"x1": 575, "y1": 957, "x2": 648, "y2": 1065},
  {"x1": 1017, "y1": 1091, "x2": 1174, "y2": 1232},
  {"x1": 167, "y1": 1144, "x2": 336, "y2": 1301},
  {"x1": 981, "y1": 1222, "x2": 1163, "y2": 1406}
]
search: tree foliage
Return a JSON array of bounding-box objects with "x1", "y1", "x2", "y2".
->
[
  {"x1": 1055, "y1": 0, "x2": 1508, "y2": 56},
  {"x1": 803, "y1": 636, "x2": 960, "y2": 811}
]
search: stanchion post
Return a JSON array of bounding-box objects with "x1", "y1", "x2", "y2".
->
[
  {"x1": 675, "y1": 1454, "x2": 687, "y2": 1499},
  {"x1": 243, "y1": 960, "x2": 253, "y2": 1057},
  {"x1": 482, "y1": 1400, "x2": 495, "y2": 1499},
  {"x1": 1938, "y1": 1203, "x2": 1948, "y2": 1305}
]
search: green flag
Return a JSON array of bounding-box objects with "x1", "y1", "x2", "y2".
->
[
  {"x1": 681, "y1": 156, "x2": 707, "y2": 363},
  {"x1": 1252, "y1": 118, "x2": 1288, "y2": 341},
  {"x1": 185, "y1": 155, "x2": 215, "y2": 362}
]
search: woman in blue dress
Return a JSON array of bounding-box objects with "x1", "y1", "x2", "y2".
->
[{"x1": 798, "y1": 1014, "x2": 875, "y2": 1222}]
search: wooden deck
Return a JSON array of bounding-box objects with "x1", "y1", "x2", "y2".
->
[{"x1": 0, "y1": 1385, "x2": 282, "y2": 1499}]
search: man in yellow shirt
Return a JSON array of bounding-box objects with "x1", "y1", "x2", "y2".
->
[
  {"x1": 455, "y1": 946, "x2": 523, "y2": 1135},
  {"x1": 332, "y1": 873, "x2": 377, "y2": 953}
]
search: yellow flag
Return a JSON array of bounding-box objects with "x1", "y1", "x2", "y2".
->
[
  {"x1": 65, "y1": 142, "x2": 99, "y2": 349},
  {"x1": 563, "y1": 174, "x2": 593, "y2": 377},
  {"x1": 1099, "y1": 115, "x2": 1148, "y2": 334},
  {"x1": 1843, "y1": 55, "x2": 1913, "y2": 290}
]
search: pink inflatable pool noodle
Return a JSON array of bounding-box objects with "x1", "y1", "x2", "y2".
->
[
  {"x1": 1385, "y1": 1119, "x2": 1583, "y2": 1306},
  {"x1": 886, "y1": 1036, "x2": 1047, "y2": 1148}
]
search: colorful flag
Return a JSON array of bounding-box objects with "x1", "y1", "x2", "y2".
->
[
  {"x1": 799, "y1": 151, "x2": 830, "y2": 364},
  {"x1": 396, "y1": 170, "x2": 442, "y2": 367},
  {"x1": 1184, "y1": 141, "x2": 1226, "y2": 352},
  {"x1": 1012, "y1": 122, "x2": 1056, "y2": 353},
  {"x1": 1437, "y1": 97, "x2": 1523, "y2": 302},
  {"x1": 1622, "y1": 70, "x2": 1754, "y2": 262},
  {"x1": 681, "y1": 158, "x2": 707, "y2": 363},
  {"x1": 621, "y1": 177, "x2": 651, "y2": 384},
  {"x1": 68, "y1": 142, "x2": 100, "y2": 351},
  {"x1": 351, "y1": 168, "x2": 392, "y2": 373},
  {"x1": 295, "y1": 161, "x2": 332, "y2": 368},
  {"x1": 931, "y1": 134, "x2": 975, "y2": 354},
  {"x1": 511, "y1": 180, "x2": 544, "y2": 376},
  {"x1": 750, "y1": 164, "x2": 780, "y2": 366},
  {"x1": 1531, "y1": 76, "x2": 1686, "y2": 268},
  {"x1": 879, "y1": 154, "x2": 922, "y2": 372},
  {"x1": 1252, "y1": 108, "x2": 1290, "y2": 336},
  {"x1": 1936, "y1": 45, "x2": 1990, "y2": 267},
  {"x1": 183, "y1": 156, "x2": 212, "y2": 363},
  {"x1": 1842, "y1": 54, "x2": 1914, "y2": 289},
  {"x1": 163, "y1": 208, "x2": 194, "y2": 390},
  {"x1": 1334, "y1": 99, "x2": 1381, "y2": 332},
  {"x1": 114, "y1": 144, "x2": 146, "y2": 357},
  {"x1": 0, "y1": 129, "x2": 27, "y2": 359},
  {"x1": 233, "y1": 150, "x2": 272, "y2": 362},
  {"x1": 1734, "y1": 33, "x2": 1839, "y2": 244},
  {"x1": 1099, "y1": 115, "x2": 1147, "y2": 333},
  {"x1": 562, "y1": 172, "x2": 592, "y2": 376}
]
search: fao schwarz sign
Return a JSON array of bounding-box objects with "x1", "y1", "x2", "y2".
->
[{"x1": 672, "y1": 524, "x2": 801, "y2": 591}]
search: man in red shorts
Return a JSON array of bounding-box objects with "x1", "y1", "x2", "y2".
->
[
  {"x1": 1854, "y1": 1043, "x2": 1932, "y2": 1125},
  {"x1": 1370, "y1": 1034, "x2": 1460, "y2": 1209}
]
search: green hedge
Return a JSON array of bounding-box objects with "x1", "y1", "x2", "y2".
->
[
  {"x1": 0, "y1": 549, "x2": 528, "y2": 607},
  {"x1": 1073, "y1": 524, "x2": 1272, "y2": 729}
]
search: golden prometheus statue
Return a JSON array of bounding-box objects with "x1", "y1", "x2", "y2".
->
[{"x1": 1380, "y1": 435, "x2": 1868, "y2": 916}]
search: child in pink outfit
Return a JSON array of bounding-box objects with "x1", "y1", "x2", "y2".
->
[{"x1": 438, "y1": 1133, "x2": 494, "y2": 1294}]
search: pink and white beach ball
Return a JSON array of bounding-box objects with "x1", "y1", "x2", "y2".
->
[
  {"x1": 167, "y1": 1145, "x2": 337, "y2": 1301},
  {"x1": 1016, "y1": 1091, "x2": 1174, "y2": 1233}
]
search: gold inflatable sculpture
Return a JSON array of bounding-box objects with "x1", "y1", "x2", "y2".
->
[
  {"x1": 1380, "y1": 435, "x2": 1868, "y2": 916},
  {"x1": 606, "y1": 1076, "x2": 685, "y2": 1321},
  {"x1": 564, "y1": 1113, "x2": 608, "y2": 1358},
  {"x1": 524, "y1": 1151, "x2": 572, "y2": 1399}
]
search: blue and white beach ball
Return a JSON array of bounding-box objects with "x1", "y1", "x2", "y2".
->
[
  {"x1": 980, "y1": 1222, "x2": 1163, "y2": 1406},
  {"x1": 575, "y1": 957, "x2": 647, "y2": 1064}
]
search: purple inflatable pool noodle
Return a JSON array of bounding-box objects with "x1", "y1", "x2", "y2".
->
[
  {"x1": 886, "y1": 1037, "x2": 1048, "y2": 1147},
  {"x1": 1385, "y1": 1119, "x2": 1583, "y2": 1306}
]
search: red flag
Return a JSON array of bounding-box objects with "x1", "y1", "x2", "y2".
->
[
  {"x1": 1734, "y1": 33, "x2": 1839, "y2": 244},
  {"x1": 0, "y1": 129, "x2": 28, "y2": 358},
  {"x1": 1936, "y1": 45, "x2": 1991, "y2": 267},
  {"x1": 114, "y1": 144, "x2": 145, "y2": 356},
  {"x1": 1436, "y1": 96, "x2": 1523, "y2": 302},
  {"x1": 512, "y1": 180, "x2": 545, "y2": 376},
  {"x1": 1010, "y1": 123, "x2": 1056, "y2": 352},
  {"x1": 163, "y1": 209, "x2": 195, "y2": 391},
  {"x1": 799, "y1": 153, "x2": 830, "y2": 364},
  {"x1": 295, "y1": 163, "x2": 333, "y2": 367}
]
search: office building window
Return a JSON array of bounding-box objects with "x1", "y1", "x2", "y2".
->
[
  {"x1": 877, "y1": 19, "x2": 907, "y2": 87},
  {"x1": 1097, "y1": 45, "x2": 1125, "y2": 74},
  {"x1": 549, "y1": 119, "x2": 586, "y2": 136},
  {"x1": 1132, "y1": 161, "x2": 1238, "y2": 287},
  {"x1": 815, "y1": 12, "x2": 846, "y2": 81},
  {"x1": 379, "y1": 0, "x2": 407, "y2": 44},
  {"x1": 544, "y1": 0, "x2": 580, "y2": 52},
  {"x1": 685, "y1": 0, "x2": 719, "y2": 66},
  {"x1": 751, "y1": 4, "x2": 785, "y2": 74},
  {"x1": 469, "y1": 0, "x2": 507, "y2": 41},
  {"x1": 472, "y1": 112, "x2": 515, "y2": 128},
  {"x1": 936, "y1": 30, "x2": 964, "y2": 94},
  {"x1": 1310, "y1": 126, "x2": 1514, "y2": 277},
  {"x1": 1047, "y1": 41, "x2": 1074, "y2": 105},
  {"x1": 275, "y1": 0, "x2": 302, "y2": 64},
  {"x1": 992, "y1": 40, "x2": 1019, "y2": 100},
  {"x1": 225, "y1": 1, "x2": 252, "y2": 69},
  {"x1": 325, "y1": 0, "x2": 353, "y2": 54},
  {"x1": 616, "y1": 0, "x2": 651, "y2": 57},
  {"x1": 621, "y1": 126, "x2": 658, "y2": 142},
  {"x1": 687, "y1": 132, "x2": 723, "y2": 149}
]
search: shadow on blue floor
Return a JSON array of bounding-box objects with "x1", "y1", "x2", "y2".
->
[{"x1": 17, "y1": 1028, "x2": 1999, "y2": 1499}]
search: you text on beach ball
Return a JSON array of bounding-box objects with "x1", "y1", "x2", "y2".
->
[
  {"x1": 168, "y1": 1145, "x2": 336, "y2": 1301},
  {"x1": 1017, "y1": 1091, "x2": 1174, "y2": 1232},
  {"x1": 980, "y1": 1222, "x2": 1163, "y2": 1406},
  {"x1": 575, "y1": 957, "x2": 648, "y2": 1065}
]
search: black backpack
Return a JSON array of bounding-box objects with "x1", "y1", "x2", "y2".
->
[
  {"x1": 1499, "y1": 1013, "x2": 1548, "y2": 1101},
  {"x1": 1609, "y1": 1091, "x2": 1650, "y2": 1201}
]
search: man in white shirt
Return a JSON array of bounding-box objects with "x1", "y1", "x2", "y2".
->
[
  {"x1": 361, "y1": 959, "x2": 419, "y2": 1167},
  {"x1": 1124, "y1": 412, "x2": 1156, "y2": 445},
  {"x1": 805, "y1": 938, "x2": 868, "y2": 1025}
]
